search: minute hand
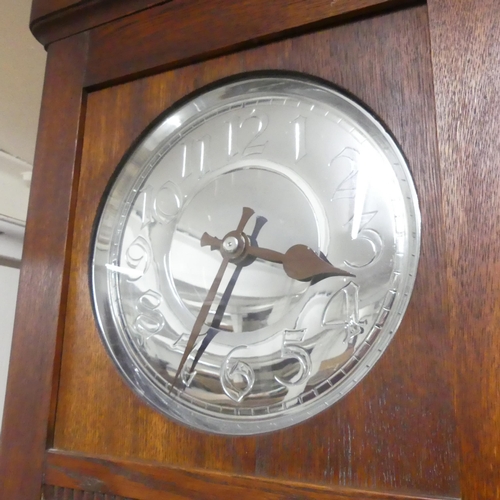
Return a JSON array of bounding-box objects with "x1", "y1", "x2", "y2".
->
[{"x1": 246, "y1": 244, "x2": 354, "y2": 282}]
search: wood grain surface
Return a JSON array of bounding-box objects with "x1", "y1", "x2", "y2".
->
[
  {"x1": 0, "y1": 33, "x2": 89, "y2": 500},
  {"x1": 30, "y1": 0, "x2": 169, "y2": 47},
  {"x1": 43, "y1": 450, "x2": 458, "y2": 500},
  {"x1": 84, "y1": 0, "x2": 419, "y2": 88},
  {"x1": 427, "y1": 0, "x2": 500, "y2": 498},
  {"x1": 43, "y1": 484, "x2": 135, "y2": 500},
  {"x1": 51, "y1": 5, "x2": 459, "y2": 497}
]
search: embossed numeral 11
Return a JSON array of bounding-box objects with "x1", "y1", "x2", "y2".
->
[{"x1": 181, "y1": 135, "x2": 210, "y2": 177}]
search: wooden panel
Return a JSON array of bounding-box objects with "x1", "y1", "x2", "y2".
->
[
  {"x1": 427, "y1": 0, "x2": 500, "y2": 498},
  {"x1": 0, "y1": 33, "x2": 89, "y2": 500},
  {"x1": 84, "y1": 0, "x2": 418, "y2": 88},
  {"x1": 43, "y1": 484, "x2": 135, "y2": 500},
  {"x1": 30, "y1": 0, "x2": 169, "y2": 47},
  {"x1": 44, "y1": 450, "x2": 458, "y2": 500},
  {"x1": 53, "y1": 6, "x2": 459, "y2": 497}
]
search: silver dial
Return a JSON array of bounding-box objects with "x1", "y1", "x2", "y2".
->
[{"x1": 91, "y1": 73, "x2": 421, "y2": 435}]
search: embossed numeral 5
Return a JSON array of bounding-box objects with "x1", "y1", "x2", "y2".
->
[{"x1": 274, "y1": 329, "x2": 311, "y2": 387}]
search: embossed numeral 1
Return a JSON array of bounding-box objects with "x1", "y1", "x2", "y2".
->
[
  {"x1": 274, "y1": 329, "x2": 311, "y2": 387},
  {"x1": 323, "y1": 282, "x2": 365, "y2": 342},
  {"x1": 291, "y1": 115, "x2": 307, "y2": 162},
  {"x1": 132, "y1": 289, "x2": 165, "y2": 345},
  {"x1": 226, "y1": 112, "x2": 269, "y2": 157}
]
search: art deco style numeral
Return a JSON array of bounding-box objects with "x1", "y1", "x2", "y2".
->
[
  {"x1": 135, "y1": 182, "x2": 183, "y2": 227},
  {"x1": 124, "y1": 235, "x2": 151, "y2": 281},
  {"x1": 220, "y1": 345, "x2": 255, "y2": 402},
  {"x1": 181, "y1": 135, "x2": 211, "y2": 177},
  {"x1": 153, "y1": 181, "x2": 182, "y2": 222},
  {"x1": 133, "y1": 289, "x2": 165, "y2": 345},
  {"x1": 330, "y1": 147, "x2": 360, "y2": 200},
  {"x1": 291, "y1": 115, "x2": 307, "y2": 162},
  {"x1": 344, "y1": 211, "x2": 383, "y2": 268},
  {"x1": 323, "y1": 281, "x2": 365, "y2": 342},
  {"x1": 274, "y1": 329, "x2": 311, "y2": 387},
  {"x1": 331, "y1": 147, "x2": 383, "y2": 267},
  {"x1": 226, "y1": 112, "x2": 269, "y2": 157}
]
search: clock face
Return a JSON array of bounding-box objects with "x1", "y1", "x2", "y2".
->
[{"x1": 91, "y1": 73, "x2": 420, "y2": 435}]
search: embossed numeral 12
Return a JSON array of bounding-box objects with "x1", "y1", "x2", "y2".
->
[{"x1": 226, "y1": 112, "x2": 269, "y2": 157}]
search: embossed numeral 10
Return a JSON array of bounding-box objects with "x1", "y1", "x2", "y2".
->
[{"x1": 135, "y1": 181, "x2": 183, "y2": 227}]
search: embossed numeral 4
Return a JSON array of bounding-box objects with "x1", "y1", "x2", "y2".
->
[{"x1": 323, "y1": 281, "x2": 365, "y2": 342}]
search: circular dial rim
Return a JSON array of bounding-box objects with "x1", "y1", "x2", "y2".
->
[{"x1": 90, "y1": 71, "x2": 421, "y2": 435}]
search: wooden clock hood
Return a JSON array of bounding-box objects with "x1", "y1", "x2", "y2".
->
[{"x1": 1, "y1": 1, "x2": 499, "y2": 499}]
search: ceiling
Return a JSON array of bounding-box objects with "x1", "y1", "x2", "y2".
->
[{"x1": 0, "y1": 0, "x2": 46, "y2": 223}]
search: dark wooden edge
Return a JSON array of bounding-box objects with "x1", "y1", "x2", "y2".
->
[
  {"x1": 427, "y1": 0, "x2": 500, "y2": 497},
  {"x1": 84, "y1": 0, "x2": 420, "y2": 89},
  {"x1": 0, "y1": 32, "x2": 89, "y2": 500},
  {"x1": 44, "y1": 449, "x2": 459, "y2": 500},
  {"x1": 30, "y1": 0, "x2": 170, "y2": 47}
]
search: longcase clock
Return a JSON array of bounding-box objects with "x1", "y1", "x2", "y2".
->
[{"x1": 1, "y1": 1, "x2": 499, "y2": 499}]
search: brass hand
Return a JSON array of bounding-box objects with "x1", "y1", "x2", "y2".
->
[
  {"x1": 188, "y1": 215, "x2": 268, "y2": 376},
  {"x1": 201, "y1": 233, "x2": 354, "y2": 282},
  {"x1": 170, "y1": 207, "x2": 255, "y2": 393}
]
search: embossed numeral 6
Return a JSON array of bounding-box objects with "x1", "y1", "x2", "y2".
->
[{"x1": 220, "y1": 345, "x2": 255, "y2": 402}]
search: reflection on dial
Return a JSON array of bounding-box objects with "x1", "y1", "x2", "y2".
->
[{"x1": 91, "y1": 74, "x2": 420, "y2": 435}]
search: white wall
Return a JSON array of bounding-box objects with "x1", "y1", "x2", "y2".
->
[
  {"x1": 0, "y1": 266, "x2": 20, "y2": 429},
  {"x1": 0, "y1": 0, "x2": 46, "y2": 432}
]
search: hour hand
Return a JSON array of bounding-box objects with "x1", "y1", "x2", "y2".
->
[
  {"x1": 247, "y1": 244, "x2": 354, "y2": 282},
  {"x1": 200, "y1": 233, "x2": 222, "y2": 251}
]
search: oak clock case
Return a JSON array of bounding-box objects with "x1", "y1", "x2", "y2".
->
[{"x1": 91, "y1": 73, "x2": 420, "y2": 435}]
